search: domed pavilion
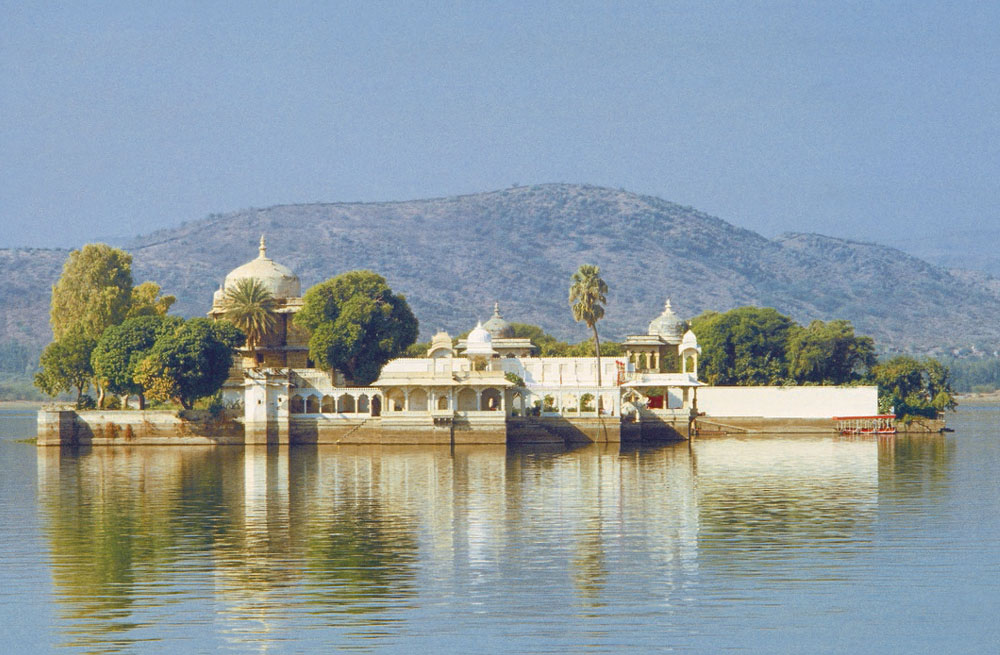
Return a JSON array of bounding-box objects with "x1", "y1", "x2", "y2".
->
[
  {"x1": 209, "y1": 236, "x2": 311, "y2": 369},
  {"x1": 623, "y1": 298, "x2": 691, "y2": 373}
]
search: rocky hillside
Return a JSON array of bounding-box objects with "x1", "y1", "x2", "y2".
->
[{"x1": 4, "y1": 184, "x2": 999, "y2": 357}]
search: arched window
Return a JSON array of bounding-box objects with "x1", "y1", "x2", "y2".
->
[
  {"x1": 357, "y1": 394, "x2": 370, "y2": 414},
  {"x1": 289, "y1": 395, "x2": 305, "y2": 414},
  {"x1": 386, "y1": 389, "x2": 405, "y2": 412},
  {"x1": 437, "y1": 395, "x2": 449, "y2": 410},
  {"x1": 562, "y1": 393, "x2": 578, "y2": 414},
  {"x1": 338, "y1": 394, "x2": 356, "y2": 413},
  {"x1": 481, "y1": 388, "x2": 501, "y2": 411},
  {"x1": 370, "y1": 395, "x2": 381, "y2": 417},
  {"x1": 305, "y1": 395, "x2": 319, "y2": 414},
  {"x1": 321, "y1": 395, "x2": 335, "y2": 413}
]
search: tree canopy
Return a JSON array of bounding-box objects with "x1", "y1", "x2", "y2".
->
[
  {"x1": 689, "y1": 307, "x2": 798, "y2": 385},
  {"x1": 50, "y1": 244, "x2": 135, "y2": 341},
  {"x1": 34, "y1": 328, "x2": 96, "y2": 401},
  {"x1": 786, "y1": 319, "x2": 876, "y2": 385},
  {"x1": 569, "y1": 264, "x2": 608, "y2": 385},
  {"x1": 91, "y1": 315, "x2": 182, "y2": 408},
  {"x1": 870, "y1": 356, "x2": 957, "y2": 419},
  {"x1": 126, "y1": 281, "x2": 176, "y2": 319},
  {"x1": 133, "y1": 318, "x2": 243, "y2": 409},
  {"x1": 295, "y1": 271, "x2": 418, "y2": 385},
  {"x1": 219, "y1": 278, "x2": 278, "y2": 365}
]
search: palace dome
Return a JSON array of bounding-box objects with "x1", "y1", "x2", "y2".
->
[
  {"x1": 482, "y1": 302, "x2": 514, "y2": 338},
  {"x1": 648, "y1": 299, "x2": 685, "y2": 344},
  {"x1": 465, "y1": 321, "x2": 495, "y2": 357},
  {"x1": 220, "y1": 236, "x2": 300, "y2": 300}
]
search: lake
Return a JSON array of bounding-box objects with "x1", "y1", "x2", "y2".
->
[{"x1": 1, "y1": 405, "x2": 998, "y2": 653}]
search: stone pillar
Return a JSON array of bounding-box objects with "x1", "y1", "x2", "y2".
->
[{"x1": 36, "y1": 408, "x2": 76, "y2": 446}]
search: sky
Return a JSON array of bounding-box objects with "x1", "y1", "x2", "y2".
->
[{"x1": 2, "y1": 1, "x2": 998, "y2": 252}]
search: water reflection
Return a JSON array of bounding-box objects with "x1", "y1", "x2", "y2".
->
[{"x1": 36, "y1": 435, "x2": 909, "y2": 652}]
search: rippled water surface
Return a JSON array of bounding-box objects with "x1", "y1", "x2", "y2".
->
[{"x1": 2, "y1": 405, "x2": 999, "y2": 653}]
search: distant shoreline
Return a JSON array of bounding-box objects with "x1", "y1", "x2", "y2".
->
[
  {"x1": 955, "y1": 391, "x2": 1000, "y2": 404},
  {"x1": 0, "y1": 400, "x2": 46, "y2": 410}
]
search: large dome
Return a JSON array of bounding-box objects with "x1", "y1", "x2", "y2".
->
[
  {"x1": 482, "y1": 302, "x2": 514, "y2": 338},
  {"x1": 221, "y1": 236, "x2": 300, "y2": 300},
  {"x1": 648, "y1": 298, "x2": 685, "y2": 343}
]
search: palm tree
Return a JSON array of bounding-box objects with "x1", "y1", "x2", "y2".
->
[
  {"x1": 569, "y1": 264, "x2": 608, "y2": 386},
  {"x1": 221, "y1": 278, "x2": 278, "y2": 367}
]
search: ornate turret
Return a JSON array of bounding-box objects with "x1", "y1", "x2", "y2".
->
[
  {"x1": 482, "y1": 302, "x2": 514, "y2": 338},
  {"x1": 648, "y1": 298, "x2": 685, "y2": 344}
]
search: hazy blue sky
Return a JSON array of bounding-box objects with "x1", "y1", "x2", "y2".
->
[{"x1": 2, "y1": 1, "x2": 997, "y2": 250}]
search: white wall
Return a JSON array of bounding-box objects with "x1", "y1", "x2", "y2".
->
[
  {"x1": 501, "y1": 357, "x2": 625, "y2": 387},
  {"x1": 697, "y1": 386, "x2": 878, "y2": 419}
]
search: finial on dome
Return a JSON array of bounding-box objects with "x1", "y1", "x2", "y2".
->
[
  {"x1": 664, "y1": 298, "x2": 672, "y2": 311},
  {"x1": 258, "y1": 234, "x2": 267, "y2": 259},
  {"x1": 493, "y1": 301, "x2": 502, "y2": 317}
]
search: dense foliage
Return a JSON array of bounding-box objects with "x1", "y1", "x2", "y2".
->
[
  {"x1": 34, "y1": 329, "x2": 96, "y2": 402},
  {"x1": 870, "y1": 356, "x2": 957, "y2": 419},
  {"x1": 219, "y1": 278, "x2": 277, "y2": 364},
  {"x1": 295, "y1": 271, "x2": 418, "y2": 385},
  {"x1": 91, "y1": 315, "x2": 183, "y2": 408},
  {"x1": 690, "y1": 308, "x2": 879, "y2": 386},
  {"x1": 133, "y1": 318, "x2": 243, "y2": 409},
  {"x1": 786, "y1": 319, "x2": 876, "y2": 385},
  {"x1": 689, "y1": 307, "x2": 799, "y2": 385},
  {"x1": 49, "y1": 244, "x2": 135, "y2": 341}
]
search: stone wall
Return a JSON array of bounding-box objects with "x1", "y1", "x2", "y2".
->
[{"x1": 37, "y1": 408, "x2": 244, "y2": 446}]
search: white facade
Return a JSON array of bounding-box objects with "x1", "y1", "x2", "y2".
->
[{"x1": 696, "y1": 386, "x2": 879, "y2": 419}]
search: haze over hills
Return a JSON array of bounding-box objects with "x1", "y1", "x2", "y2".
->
[{"x1": 3, "y1": 184, "x2": 1000, "y2": 358}]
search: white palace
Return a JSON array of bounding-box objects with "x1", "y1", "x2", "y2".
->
[{"x1": 213, "y1": 239, "x2": 877, "y2": 446}]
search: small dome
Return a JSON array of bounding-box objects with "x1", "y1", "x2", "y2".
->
[
  {"x1": 648, "y1": 298, "x2": 685, "y2": 343},
  {"x1": 465, "y1": 321, "x2": 495, "y2": 357},
  {"x1": 680, "y1": 329, "x2": 700, "y2": 352},
  {"x1": 482, "y1": 302, "x2": 514, "y2": 338},
  {"x1": 222, "y1": 235, "x2": 300, "y2": 300},
  {"x1": 428, "y1": 330, "x2": 454, "y2": 357}
]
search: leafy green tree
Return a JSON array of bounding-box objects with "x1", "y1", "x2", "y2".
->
[
  {"x1": 126, "y1": 281, "x2": 176, "y2": 319},
  {"x1": 689, "y1": 306, "x2": 797, "y2": 385},
  {"x1": 133, "y1": 318, "x2": 243, "y2": 409},
  {"x1": 569, "y1": 264, "x2": 608, "y2": 386},
  {"x1": 787, "y1": 319, "x2": 876, "y2": 384},
  {"x1": 294, "y1": 271, "x2": 418, "y2": 385},
  {"x1": 34, "y1": 329, "x2": 96, "y2": 402},
  {"x1": 91, "y1": 315, "x2": 182, "y2": 409},
  {"x1": 50, "y1": 244, "x2": 135, "y2": 341},
  {"x1": 219, "y1": 278, "x2": 278, "y2": 365},
  {"x1": 870, "y1": 355, "x2": 957, "y2": 419}
]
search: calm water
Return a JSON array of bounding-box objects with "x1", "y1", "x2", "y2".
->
[{"x1": 1, "y1": 407, "x2": 998, "y2": 654}]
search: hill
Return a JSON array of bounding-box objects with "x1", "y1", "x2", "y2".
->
[{"x1": 3, "y1": 184, "x2": 999, "y2": 360}]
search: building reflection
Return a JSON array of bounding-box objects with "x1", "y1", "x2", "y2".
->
[{"x1": 36, "y1": 433, "x2": 910, "y2": 650}]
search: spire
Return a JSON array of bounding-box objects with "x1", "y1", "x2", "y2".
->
[
  {"x1": 258, "y1": 234, "x2": 267, "y2": 259},
  {"x1": 492, "y1": 301, "x2": 502, "y2": 318},
  {"x1": 664, "y1": 298, "x2": 672, "y2": 312}
]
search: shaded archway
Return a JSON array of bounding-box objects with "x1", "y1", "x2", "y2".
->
[
  {"x1": 321, "y1": 395, "x2": 335, "y2": 413},
  {"x1": 289, "y1": 395, "x2": 305, "y2": 414},
  {"x1": 305, "y1": 395, "x2": 319, "y2": 414},
  {"x1": 481, "y1": 388, "x2": 501, "y2": 411},
  {"x1": 338, "y1": 394, "x2": 356, "y2": 413}
]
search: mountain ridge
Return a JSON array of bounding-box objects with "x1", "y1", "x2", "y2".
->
[{"x1": 3, "y1": 183, "x2": 998, "y2": 357}]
